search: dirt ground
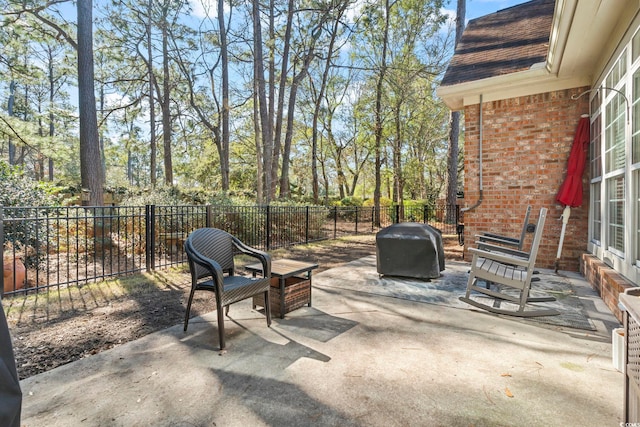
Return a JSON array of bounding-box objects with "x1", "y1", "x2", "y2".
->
[{"x1": 3, "y1": 234, "x2": 463, "y2": 380}]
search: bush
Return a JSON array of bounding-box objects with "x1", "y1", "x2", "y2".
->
[
  {"x1": 0, "y1": 161, "x2": 61, "y2": 208},
  {"x1": 337, "y1": 196, "x2": 363, "y2": 207},
  {"x1": 0, "y1": 161, "x2": 62, "y2": 267}
]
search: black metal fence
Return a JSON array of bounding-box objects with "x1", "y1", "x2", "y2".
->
[{"x1": 1, "y1": 203, "x2": 460, "y2": 296}]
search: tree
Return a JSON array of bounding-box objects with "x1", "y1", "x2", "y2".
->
[
  {"x1": 253, "y1": 0, "x2": 272, "y2": 203},
  {"x1": 5, "y1": 0, "x2": 104, "y2": 204},
  {"x1": 446, "y1": 0, "x2": 465, "y2": 208},
  {"x1": 77, "y1": 0, "x2": 104, "y2": 205},
  {"x1": 372, "y1": 0, "x2": 392, "y2": 226}
]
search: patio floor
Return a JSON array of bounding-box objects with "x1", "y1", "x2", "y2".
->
[{"x1": 20, "y1": 256, "x2": 623, "y2": 426}]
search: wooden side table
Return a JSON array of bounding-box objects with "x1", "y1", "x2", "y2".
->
[{"x1": 246, "y1": 259, "x2": 318, "y2": 318}]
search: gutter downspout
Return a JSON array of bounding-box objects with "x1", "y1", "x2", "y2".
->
[{"x1": 461, "y1": 94, "x2": 483, "y2": 213}]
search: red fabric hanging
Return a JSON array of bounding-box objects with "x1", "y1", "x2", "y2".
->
[{"x1": 556, "y1": 117, "x2": 590, "y2": 207}]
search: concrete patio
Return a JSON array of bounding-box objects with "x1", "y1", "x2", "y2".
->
[{"x1": 19, "y1": 256, "x2": 623, "y2": 426}]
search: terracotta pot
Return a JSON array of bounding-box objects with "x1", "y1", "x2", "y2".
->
[{"x1": 3, "y1": 256, "x2": 26, "y2": 294}]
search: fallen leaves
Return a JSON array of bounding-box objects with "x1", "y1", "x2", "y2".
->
[{"x1": 505, "y1": 387, "x2": 514, "y2": 398}]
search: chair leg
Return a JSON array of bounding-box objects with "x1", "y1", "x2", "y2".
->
[
  {"x1": 217, "y1": 303, "x2": 226, "y2": 350},
  {"x1": 264, "y1": 289, "x2": 272, "y2": 327},
  {"x1": 184, "y1": 287, "x2": 197, "y2": 332}
]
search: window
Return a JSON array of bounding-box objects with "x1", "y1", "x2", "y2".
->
[
  {"x1": 590, "y1": 115, "x2": 602, "y2": 244},
  {"x1": 607, "y1": 176, "x2": 625, "y2": 254},
  {"x1": 634, "y1": 69, "x2": 640, "y2": 266},
  {"x1": 590, "y1": 27, "x2": 640, "y2": 280}
]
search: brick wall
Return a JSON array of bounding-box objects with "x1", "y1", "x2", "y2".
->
[
  {"x1": 581, "y1": 254, "x2": 635, "y2": 322},
  {"x1": 462, "y1": 87, "x2": 590, "y2": 271}
]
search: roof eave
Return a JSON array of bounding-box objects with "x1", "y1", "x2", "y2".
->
[
  {"x1": 437, "y1": 0, "x2": 582, "y2": 111},
  {"x1": 437, "y1": 64, "x2": 589, "y2": 110}
]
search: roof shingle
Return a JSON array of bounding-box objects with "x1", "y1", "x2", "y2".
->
[{"x1": 441, "y1": 0, "x2": 555, "y2": 87}]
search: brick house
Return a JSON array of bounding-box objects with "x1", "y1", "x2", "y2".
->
[{"x1": 437, "y1": 0, "x2": 638, "y2": 320}]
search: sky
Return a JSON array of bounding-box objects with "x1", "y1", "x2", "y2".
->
[{"x1": 453, "y1": 0, "x2": 528, "y2": 21}]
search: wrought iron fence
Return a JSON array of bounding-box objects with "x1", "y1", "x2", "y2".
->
[{"x1": 1, "y1": 203, "x2": 460, "y2": 296}]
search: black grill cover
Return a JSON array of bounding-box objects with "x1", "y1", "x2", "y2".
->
[{"x1": 376, "y1": 222, "x2": 444, "y2": 279}]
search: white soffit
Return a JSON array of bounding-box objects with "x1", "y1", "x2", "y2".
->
[{"x1": 555, "y1": 0, "x2": 634, "y2": 81}]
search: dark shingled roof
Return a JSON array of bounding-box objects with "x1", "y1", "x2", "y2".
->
[{"x1": 441, "y1": 0, "x2": 555, "y2": 87}]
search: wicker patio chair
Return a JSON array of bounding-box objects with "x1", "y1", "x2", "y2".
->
[
  {"x1": 184, "y1": 228, "x2": 272, "y2": 350},
  {"x1": 459, "y1": 208, "x2": 558, "y2": 317}
]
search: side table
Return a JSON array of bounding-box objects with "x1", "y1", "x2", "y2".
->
[{"x1": 246, "y1": 259, "x2": 318, "y2": 318}]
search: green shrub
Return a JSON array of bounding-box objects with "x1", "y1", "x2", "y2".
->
[{"x1": 0, "y1": 161, "x2": 61, "y2": 267}]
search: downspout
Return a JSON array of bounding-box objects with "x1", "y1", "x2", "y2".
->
[{"x1": 461, "y1": 94, "x2": 483, "y2": 212}]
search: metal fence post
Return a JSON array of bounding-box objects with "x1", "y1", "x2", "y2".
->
[
  {"x1": 305, "y1": 206, "x2": 309, "y2": 244},
  {"x1": 355, "y1": 206, "x2": 359, "y2": 234},
  {"x1": 145, "y1": 205, "x2": 156, "y2": 271},
  {"x1": 265, "y1": 205, "x2": 271, "y2": 250},
  {"x1": 333, "y1": 206, "x2": 338, "y2": 239},
  {"x1": 371, "y1": 206, "x2": 374, "y2": 232},
  {"x1": 206, "y1": 204, "x2": 212, "y2": 228}
]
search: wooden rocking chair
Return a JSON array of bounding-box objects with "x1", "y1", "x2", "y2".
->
[
  {"x1": 478, "y1": 205, "x2": 532, "y2": 251},
  {"x1": 459, "y1": 207, "x2": 559, "y2": 317}
]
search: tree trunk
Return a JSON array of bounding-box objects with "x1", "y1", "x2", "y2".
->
[
  {"x1": 373, "y1": 0, "x2": 391, "y2": 226},
  {"x1": 267, "y1": 0, "x2": 277, "y2": 200},
  {"x1": 7, "y1": 80, "x2": 16, "y2": 165},
  {"x1": 271, "y1": 0, "x2": 291, "y2": 199},
  {"x1": 393, "y1": 104, "x2": 404, "y2": 220},
  {"x1": 48, "y1": 48, "x2": 55, "y2": 181},
  {"x1": 77, "y1": 0, "x2": 104, "y2": 206},
  {"x1": 147, "y1": 0, "x2": 157, "y2": 187},
  {"x1": 253, "y1": 0, "x2": 272, "y2": 203},
  {"x1": 161, "y1": 8, "x2": 173, "y2": 186},
  {"x1": 218, "y1": 0, "x2": 230, "y2": 191},
  {"x1": 446, "y1": 0, "x2": 465, "y2": 208},
  {"x1": 254, "y1": 81, "x2": 264, "y2": 202}
]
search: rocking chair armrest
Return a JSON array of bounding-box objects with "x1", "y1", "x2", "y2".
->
[
  {"x1": 231, "y1": 236, "x2": 272, "y2": 277},
  {"x1": 476, "y1": 234, "x2": 520, "y2": 246},
  {"x1": 468, "y1": 247, "x2": 530, "y2": 268},
  {"x1": 474, "y1": 241, "x2": 530, "y2": 259}
]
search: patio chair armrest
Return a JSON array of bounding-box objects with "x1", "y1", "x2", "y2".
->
[
  {"x1": 186, "y1": 240, "x2": 226, "y2": 286},
  {"x1": 468, "y1": 247, "x2": 529, "y2": 268},
  {"x1": 474, "y1": 241, "x2": 530, "y2": 259},
  {"x1": 231, "y1": 236, "x2": 272, "y2": 277}
]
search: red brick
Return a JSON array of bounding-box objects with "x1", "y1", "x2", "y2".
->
[{"x1": 462, "y1": 87, "x2": 590, "y2": 270}]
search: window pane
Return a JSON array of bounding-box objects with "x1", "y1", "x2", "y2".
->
[
  {"x1": 607, "y1": 176, "x2": 625, "y2": 253},
  {"x1": 635, "y1": 71, "x2": 640, "y2": 164},
  {"x1": 592, "y1": 181, "x2": 601, "y2": 243},
  {"x1": 606, "y1": 50, "x2": 627, "y2": 88},
  {"x1": 634, "y1": 30, "x2": 640, "y2": 63},
  {"x1": 636, "y1": 170, "x2": 640, "y2": 263},
  {"x1": 605, "y1": 91, "x2": 627, "y2": 172},
  {"x1": 590, "y1": 115, "x2": 602, "y2": 178}
]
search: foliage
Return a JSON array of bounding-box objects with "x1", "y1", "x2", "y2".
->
[
  {"x1": 363, "y1": 197, "x2": 392, "y2": 207},
  {"x1": 0, "y1": 0, "x2": 455, "y2": 206},
  {"x1": 0, "y1": 160, "x2": 62, "y2": 267},
  {"x1": 334, "y1": 196, "x2": 364, "y2": 207},
  {"x1": 0, "y1": 160, "x2": 61, "y2": 207}
]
